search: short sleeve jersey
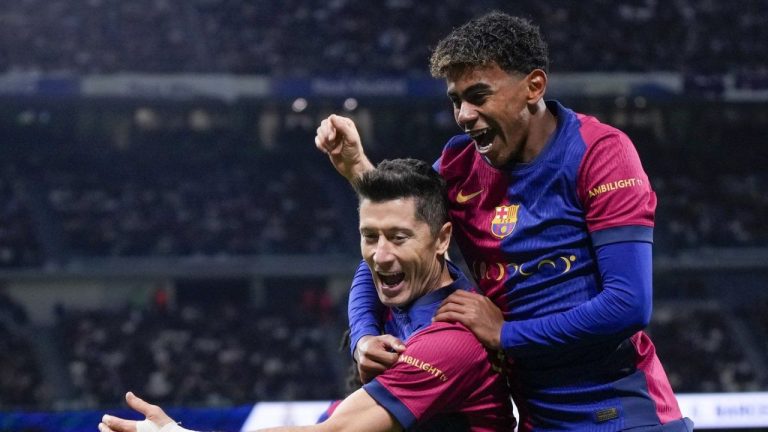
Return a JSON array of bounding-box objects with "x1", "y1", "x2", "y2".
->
[{"x1": 363, "y1": 272, "x2": 514, "y2": 431}]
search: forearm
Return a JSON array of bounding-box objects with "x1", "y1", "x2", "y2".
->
[
  {"x1": 501, "y1": 241, "x2": 652, "y2": 356},
  {"x1": 348, "y1": 260, "x2": 385, "y2": 356},
  {"x1": 258, "y1": 389, "x2": 400, "y2": 432},
  {"x1": 258, "y1": 426, "x2": 316, "y2": 432}
]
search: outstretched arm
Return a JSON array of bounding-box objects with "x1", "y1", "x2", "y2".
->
[
  {"x1": 99, "y1": 391, "x2": 401, "y2": 432},
  {"x1": 260, "y1": 389, "x2": 402, "y2": 432}
]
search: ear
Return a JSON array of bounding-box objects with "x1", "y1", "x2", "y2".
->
[
  {"x1": 526, "y1": 69, "x2": 548, "y2": 103},
  {"x1": 435, "y1": 221, "x2": 452, "y2": 256}
]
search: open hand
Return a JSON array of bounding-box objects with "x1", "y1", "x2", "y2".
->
[{"x1": 99, "y1": 392, "x2": 175, "y2": 432}]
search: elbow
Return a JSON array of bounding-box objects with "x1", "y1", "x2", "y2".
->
[{"x1": 626, "y1": 299, "x2": 652, "y2": 332}]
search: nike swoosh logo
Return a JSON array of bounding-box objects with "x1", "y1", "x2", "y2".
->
[{"x1": 456, "y1": 189, "x2": 484, "y2": 203}]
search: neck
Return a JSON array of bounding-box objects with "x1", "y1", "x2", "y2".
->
[
  {"x1": 521, "y1": 99, "x2": 557, "y2": 163},
  {"x1": 426, "y1": 257, "x2": 454, "y2": 296}
]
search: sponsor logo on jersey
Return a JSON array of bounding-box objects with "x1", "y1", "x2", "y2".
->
[
  {"x1": 588, "y1": 177, "x2": 644, "y2": 198},
  {"x1": 471, "y1": 255, "x2": 577, "y2": 281},
  {"x1": 456, "y1": 188, "x2": 483, "y2": 204},
  {"x1": 491, "y1": 205, "x2": 519, "y2": 238},
  {"x1": 398, "y1": 354, "x2": 448, "y2": 382}
]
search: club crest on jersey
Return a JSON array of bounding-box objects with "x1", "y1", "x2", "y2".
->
[{"x1": 491, "y1": 205, "x2": 519, "y2": 238}]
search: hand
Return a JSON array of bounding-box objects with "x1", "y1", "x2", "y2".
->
[
  {"x1": 99, "y1": 392, "x2": 175, "y2": 432},
  {"x1": 355, "y1": 335, "x2": 406, "y2": 383},
  {"x1": 433, "y1": 290, "x2": 504, "y2": 349},
  {"x1": 314, "y1": 114, "x2": 373, "y2": 181}
]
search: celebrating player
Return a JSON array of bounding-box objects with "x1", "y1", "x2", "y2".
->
[
  {"x1": 98, "y1": 159, "x2": 515, "y2": 432},
  {"x1": 315, "y1": 11, "x2": 693, "y2": 432}
]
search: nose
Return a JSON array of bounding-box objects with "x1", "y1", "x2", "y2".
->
[
  {"x1": 373, "y1": 238, "x2": 395, "y2": 267},
  {"x1": 456, "y1": 101, "x2": 478, "y2": 130}
]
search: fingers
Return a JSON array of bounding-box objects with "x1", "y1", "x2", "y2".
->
[
  {"x1": 100, "y1": 415, "x2": 136, "y2": 432},
  {"x1": 377, "y1": 334, "x2": 406, "y2": 353},
  {"x1": 433, "y1": 310, "x2": 470, "y2": 326},
  {"x1": 125, "y1": 392, "x2": 173, "y2": 427},
  {"x1": 355, "y1": 334, "x2": 405, "y2": 383},
  {"x1": 328, "y1": 114, "x2": 354, "y2": 137},
  {"x1": 314, "y1": 115, "x2": 348, "y2": 152},
  {"x1": 98, "y1": 423, "x2": 116, "y2": 432},
  {"x1": 315, "y1": 117, "x2": 337, "y2": 154},
  {"x1": 124, "y1": 392, "x2": 154, "y2": 416},
  {"x1": 360, "y1": 343, "x2": 400, "y2": 365},
  {"x1": 314, "y1": 114, "x2": 360, "y2": 154}
]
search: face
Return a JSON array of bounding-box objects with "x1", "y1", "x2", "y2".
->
[
  {"x1": 446, "y1": 63, "x2": 536, "y2": 167},
  {"x1": 359, "y1": 197, "x2": 451, "y2": 308}
]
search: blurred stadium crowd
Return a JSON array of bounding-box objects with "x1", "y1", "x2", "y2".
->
[
  {"x1": 2, "y1": 97, "x2": 766, "y2": 411},
  {"x1": 0, "y1": 0, "x2": 766, "y2": 417},
  {"x1": 1, "y1": 0, "x2": 765, "y2": 77}
]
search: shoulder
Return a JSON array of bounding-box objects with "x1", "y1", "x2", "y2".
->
[
  {"x1": 575, "y1": 112, "x2": 632, "y2": 149},
  {"x1": 443, "y1": 133, "x2": 474, "y2": 151},
  {"x1": 406, "y1": 321, "x2": 488, "y2": 362},
  {"x1": 572, "y1": 112, "x2": 646, "y2": 180},
  {"x1": 436, "y1": 134, "x2": 476, "y2": 175}
]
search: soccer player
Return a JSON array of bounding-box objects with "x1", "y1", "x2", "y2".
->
[
  {"x1": 98, "y1": 159, "x2": 515, "y2": 432},
  {"x1": 314, "y1": 11, "x2": 693, "y2": 432}
]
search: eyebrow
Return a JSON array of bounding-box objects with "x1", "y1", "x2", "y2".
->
[{"x1": 447, "y1": 82, "x2": 492, "y2": 98}]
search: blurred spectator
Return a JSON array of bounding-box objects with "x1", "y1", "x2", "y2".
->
[
  {"x1": 648, "y1": 303, "x2": 764, "y2": 393},
  {"x1": 57, "y1": 297, "x2": 342, "y2": 409},
  {"x1": 0, "y1": 0, "x2": 764, "y2": 76},
  {"x1": 0, "y1": 291, "x2": 43, "y2": 409}
]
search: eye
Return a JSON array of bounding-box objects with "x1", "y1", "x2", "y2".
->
[
  {"x1": 392, "y1": 234, "x2": 408, "y2": 244},
  {"x1": 362, "y1": 233, "x2": 378, "y2": 244},
  {"x1": 466, "y1": 93, "x2": 488, "y2": 106}
]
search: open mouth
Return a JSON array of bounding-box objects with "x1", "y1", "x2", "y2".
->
[
  {"x1": 377, "y1": 271, "x2": 405, "y2": 289},
  {"x1": 467, "y1": 128, "x2": 494, "y2": 153}
]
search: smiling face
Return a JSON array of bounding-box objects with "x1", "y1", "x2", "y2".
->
[
  {"x1": 359, "y1": 197, "x2": 452, "y2": 308},
  {"x1": 446, "y1": 63, "x2": 546, "y2": 166}
]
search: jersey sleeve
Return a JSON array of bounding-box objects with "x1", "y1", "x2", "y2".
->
[
  {"x1": 363, "y1": 323, "x2": 491, "y2": 429},
  {"x1": 348, "y1": 260, "x2": 385, "y2": 356},
  {"x1": 576, "y1": 130, "x2": 656, "y2": 246},
  {"x1": 500, "y1": 241, "x2": 652, "y2": 356}
]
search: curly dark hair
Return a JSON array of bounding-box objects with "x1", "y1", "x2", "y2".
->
[
  {"x1": 429, "y1": 11, "x2": 549, "y2": 78},
  {"x1": 353, "y1": 158, "x2": 448, "y2": 236}
]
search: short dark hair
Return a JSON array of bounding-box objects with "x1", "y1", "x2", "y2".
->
[
  {"x1": 429, "y1": 11, "x2": 549, "y2": 78},
  {"x1": 354, "y1": 158, "x2": 448, "y2": 236}
]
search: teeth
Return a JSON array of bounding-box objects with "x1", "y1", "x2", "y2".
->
[
  {"x1": 469, "y1": 128, "x2": 489, "y2": 140},
  {"x1": 378, "y1": 271, "x2": 405, "y2": 286}
]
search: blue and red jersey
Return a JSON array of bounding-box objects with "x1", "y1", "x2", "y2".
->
[
  {"x1": 363, "y1": 265, "x2": 515, "y2": 431},
  {"x1": 349, "y1": 101, "x2": 692, "y2": 431}
]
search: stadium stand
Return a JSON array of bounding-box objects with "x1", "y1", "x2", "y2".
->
[
  {"x1": 0, "y1": 0, "x2": 765, "y2": 76},
  {"x1": 649, "y1": 302, "x2": 765, "y2": 393},
  {"x1": 56, "y1": 290, "x2": 341, "y2": 409},
  {"x1": 0, "y1": 290, "x2": 44, "y2": 409},
  {"x1": 0, "y1": 4, "x2": 764, "y2": 430}
]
